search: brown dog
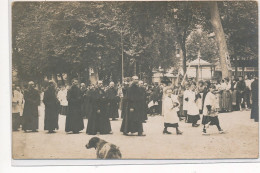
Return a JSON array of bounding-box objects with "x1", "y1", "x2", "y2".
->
[{"x1": 85, "y1": 137, "x2": 122, "y2": 159}]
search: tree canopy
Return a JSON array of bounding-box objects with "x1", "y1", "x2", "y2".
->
[{"x1": 12, "y1": 1, "x2": 258, "y2": 85}]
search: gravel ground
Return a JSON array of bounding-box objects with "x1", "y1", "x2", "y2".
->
[{"x1": 12, "y1": 107, "x2": 259, "y2": 160}]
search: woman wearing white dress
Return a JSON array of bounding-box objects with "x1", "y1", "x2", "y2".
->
[{"x1": 163, "y1": 89, "x2": 183, "y2": 135}]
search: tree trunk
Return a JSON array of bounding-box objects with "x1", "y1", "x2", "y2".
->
[
  {"x1": 181, "y1": 42, "x2": 187, "y2": 73},
  {"x1": 208, "y1": 2, "x2": 232, "y2": 79},
  {"x1": 59, "y1": 73, "x2": 65, "y2": 86}
]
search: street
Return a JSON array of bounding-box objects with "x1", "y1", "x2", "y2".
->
[{"x1": 12, "y1": 107, "x2": 258, "y2": 160}]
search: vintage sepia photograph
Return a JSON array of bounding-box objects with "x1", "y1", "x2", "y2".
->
[{"x1": 11, "y1": 0, "x2": 259, "y2": 160}]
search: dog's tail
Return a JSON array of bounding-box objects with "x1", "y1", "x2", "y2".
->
[{"x1": 108, "y1": 145, "x2": 122, "y2": 159}]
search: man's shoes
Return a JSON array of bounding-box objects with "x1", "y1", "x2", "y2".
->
[
  {"x1": 48, "y1": 130, "x2": 56, "y2": 133},
  {"x1": 176, "y1": 130, "x2": 183, "y2": 135},
  {"x1": 123, "y1": 132, "x2": 128, "y2": 136},
  {"x1": 219, "y1": 129, "x2": 225, "y2": 134},
  {"x1": 202, "y1": 129, "x2": 209, "y2": 135},
  {"x1": 72, "y1": 131, "x2": 79, "y2": 134},
  {"x1": 32, "y1": 130, "x2": 38, "y2": 132},
  {"x1": 179, "y1": 117, "x2": 184, "y2": 121},
  {"x1": 192, "y1": 124, "x2": 200, "y2": 127},
  {"x1": 138, "y1": 133, "x2": 146, "y2": 136},
  {"x1": 163, "y1": 130, "x2": 172, "y2": 134}
]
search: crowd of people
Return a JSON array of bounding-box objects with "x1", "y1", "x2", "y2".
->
[{"x1": 12, "y1": 74, "x2": 258, "y2": 136}]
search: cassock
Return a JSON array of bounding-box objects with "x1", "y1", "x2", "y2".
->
[
  {"x1": 120, "y1": 86, "x2": 128, "y2": 119},
  {"x1": 120, "y1": 83, "x2": 143, "y2": 134},
  {"x1": 106, "y1": 87, "x2": 119, "y2": 119},
  {"x1": 251, "y1": 79, "x2": 258, "y2": 122},
  {"x1": 186, "y1": 90, "x2": 200, "y2": 124},
  {"x1": 86, "y1": 87, "x2": 112, "y2": 135},
  {"x1": 139, "y1": 86, "x2": 148, "y2": 121},
  {"x1": 22, "y1": 88, "x2": 40, "y2": 131},
  {"x1": 84, "y1": 88, "x2": 94, "y2": 119},
  {"x1": 43, "y1": 87, "x2": 60, "y2": 131},
  {"x1": 202, "y1": 91, "x2": 220, "y2": 126},
  {"x1": 80, "y1": 87, "x2": 88, "y2": 118},
  {"x1": 65, "y1": 85, "x2": 84, "y2": 133}
]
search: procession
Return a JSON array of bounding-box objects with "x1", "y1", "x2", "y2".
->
[
  {"x1": 12, "y1": 74, "x2": 259, "y2": 134},
  {"x1": 11, "y1": 1, "x2": 258, "y2": 159}
]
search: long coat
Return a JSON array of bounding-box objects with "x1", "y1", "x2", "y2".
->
[
  {"x1": 43, "y1": 87, "x2": 60, "y2": 131},
  {"x1": 86, "y1": 88, "x2": 111, "y2": 135},
  {"x1": 106, "y1": 87, "x2": 119, "y2": 119},
  {"x1": 120, "y1": 84, "x2": 143, "y2": 133},
  {"x1": 84, "y1": 89, "x2": 94, "y2": 119},
  {"x1": 251, "y1": 79, "x2": 258, "y2": 122},
  {"x1": 22, "y1": 88, "x2": 40, "y2": 131},
  {"x1": 187, "y1": 90, "x2": 200, "y2": 116},
  {"x1": 65, "y1": 86, "x2": 84, "y2": 132},
  {"x1": 139, "y1": 87, "x2": 148, "y2": 121},
  {"x1": 163, "y1": 95, "x2": 179, "y2": 124}
]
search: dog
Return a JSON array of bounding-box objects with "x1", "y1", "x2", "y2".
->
[{"x1": 85, "y1": 137, "x2": 122, "y2": 159}]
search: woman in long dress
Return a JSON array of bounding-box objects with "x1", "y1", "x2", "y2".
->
[{"x1": 222, "y1": 78, "x2": 232, "y2": 112}]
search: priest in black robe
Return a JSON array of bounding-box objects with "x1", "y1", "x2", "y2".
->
[
  {"x1": 106, "y1": 82, "x2": 119, "y2": 120},
  {"x1": 43, "y1": 81, "x2": 60, "y2": 133},
  {"x1": 86, "y1": 81, "x2": 112, "y2": 135},
  {"x1": 251, "y1": 76, "x2": 258, "y2": 122},
  {"x1": 22, "y1": 81, "x2": 40, "y2": 132},
  {"x1": 120, "y1": 76, "x2": 146, "y2": 136},
  {"x1": 138, "y1": 80, "x2": 148, "y2": 122},
  {"x1": 65, "y1": 79, "x2": 84, "y2": 134},
  {"x1": 80, "y1": 83, "x2": 88, "y2": 118}
]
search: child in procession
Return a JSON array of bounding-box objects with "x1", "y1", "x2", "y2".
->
[
  {"x1": 163, "y1": 89, "x2": 183, "y2": 135},
  {"x1": 202, "y1": 84, "x2": 224, "y2": 135}
]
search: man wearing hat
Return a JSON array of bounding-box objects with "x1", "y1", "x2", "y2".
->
[
  {"x1": 120, "y1": 76, "x2": 146, "y2": 136},
  {"x1": 22, "y1": 81, "x2": 40, "y2": 132}
]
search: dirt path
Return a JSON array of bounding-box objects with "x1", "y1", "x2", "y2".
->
[{"x1": 12, "y1": 109, "x2": 259, "y2": 159}]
